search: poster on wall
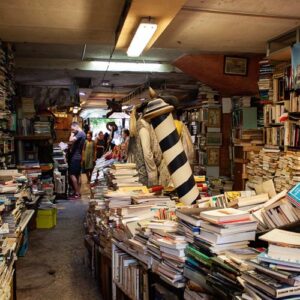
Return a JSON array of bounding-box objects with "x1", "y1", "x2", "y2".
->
[{"x1": 292, "y1": 43, "x2": 300, "y2": 91}]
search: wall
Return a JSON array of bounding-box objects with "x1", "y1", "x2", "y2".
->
[{"x1": 173, "y1": 54, "x2": 263, "y2": 96}]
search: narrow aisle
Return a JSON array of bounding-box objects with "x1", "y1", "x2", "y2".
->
[{"x1": 16, "y1": 195, "x2": 101, "y2": 300}]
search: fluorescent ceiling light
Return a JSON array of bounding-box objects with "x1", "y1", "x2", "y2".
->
[
  {"x1": 79, "y1": 91, "x2": 85, "y2": 96},
  {"x1": 127, "y1": 19, "x2": 157, "y2": 57},
  {"x1": 90, "y1": 61, "x2": 173, "y2": 73}
]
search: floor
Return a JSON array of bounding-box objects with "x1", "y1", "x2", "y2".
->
[{"x1": 16, "y1": 176, "x2": 102, "y2": 300}]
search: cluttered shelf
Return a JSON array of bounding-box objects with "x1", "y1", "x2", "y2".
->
[{"x1": 14, "y1": 135, "x2": 52, "y2": 140}]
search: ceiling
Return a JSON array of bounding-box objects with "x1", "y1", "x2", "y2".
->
[{"x1": 1, "y1": 0, "x2": 300, "y2": 108}]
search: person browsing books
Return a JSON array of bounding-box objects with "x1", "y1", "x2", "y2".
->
[{"x1": 68, "y1": 122, "x2": 86, "y2": 199}]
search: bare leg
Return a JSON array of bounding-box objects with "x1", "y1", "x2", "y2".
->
[
  {"x1": 70, "y1": 175, "x2": 80, "y2": 195},
  {"x1": 86, "y1": 170, "x2": 91, "y2": 182}
]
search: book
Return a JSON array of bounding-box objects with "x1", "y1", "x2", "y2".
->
[
  {"x1": 288, "y1": 183, "x2": 300, "y2": 208},
  {"x1": 200, "y1": 208, "x2": 251, "y2": 224},
  {"x1": 199, "y1": 230, "x2": 256, "y2": 245},
  {"x1": 246, "y1": 259, "x2": 300, "y2": 287},
  {"x1": 176, "y1": 207, "x2": 208, "y2": 226},
  {"x1": 242, "y1": 270, "x2": 300, "y2": 298},
  {"x1": 200, "y1": 221, "x2": 258, "y2": 235},
  {"x1": 259, "y1": 229, "x2": 300, "y2": 248}
]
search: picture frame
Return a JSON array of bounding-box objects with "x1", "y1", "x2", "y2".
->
[
  {"x1": 207, "y1": 108, "x2": 221, "y2": 128},
  {"x1": 206, "y1": 132, "x2": 222, "y2": 146},
  {"x1": 207, "y1": 147, "x2": 220, "y2": 166},
  {"x1": 224, "y1": 56, "x2": 248, "y2": 76}
]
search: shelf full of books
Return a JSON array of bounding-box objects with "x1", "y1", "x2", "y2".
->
[
  {"x1": 0, "y1": 42, "x2": 16, "y2": 169},
  {"x1": 0, "y1": 169, "x2": 37, "y2": 299},
  {"x1": 259, "y1": 44, "x2": 300, "y2": 151},
  {"x1": 180, "y1": 83, "x2": 222, "y2": 178},
  {"x1": 231, "y1": 96, "x2": 264, "y2": 190}
]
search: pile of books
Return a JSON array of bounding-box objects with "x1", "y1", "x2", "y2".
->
[
  {"x1": 144, "y1": 220, "x2": 187, "y2": 287},
  {"x1": 247, "y1": 149, "x2": 281, "y2": 189},
  {"x1": 252, "y1": 190, "x2": 300, "y2": 231},
  {"x1": 241, "y1": 229, "x2": 300, "y2": 299},
  {"x1": 107, "y1": 163, "x2": 142, "y2": 188},
  {"x1": 275, "y1": 152, "x2": 300, "y2": 192},
  {"x1": 247, "y1": 150, "x2": 300, "y2": 192},
  {"x1": 196, "y1": 208, "x2": 258, "y2": 254},
  {"x1": 258, "y1": 59, "x2": 274, "y2": 101}
]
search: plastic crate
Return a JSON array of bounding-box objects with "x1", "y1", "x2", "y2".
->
[{"x1": 36, "y1": 208, "x2": 57, "y2": 229}]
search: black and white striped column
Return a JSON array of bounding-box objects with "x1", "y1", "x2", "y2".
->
[{"x1": 144, "y1": 99, "x2": 199, "y2": 205}]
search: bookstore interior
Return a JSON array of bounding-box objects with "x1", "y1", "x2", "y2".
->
[{"x1": 1, "y1": 1, "x2": 300, "y2": 300}]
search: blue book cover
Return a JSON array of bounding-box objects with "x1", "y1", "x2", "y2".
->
[{"x1": 288, "y1": 183, "x2": 300, "y2": 203}]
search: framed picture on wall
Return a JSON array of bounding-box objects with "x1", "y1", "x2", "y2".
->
[
  {"x1": 207, "y1": 108, "x2": 221, "y2": 128},
  {"x1": 207, "y1": 147, "x2": 220, "y2": 166},
  {"x1": 224, "y1": 56, "x2": 248, "y2": 76}
]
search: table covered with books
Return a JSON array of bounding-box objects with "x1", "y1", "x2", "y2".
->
[{"x1": 85, "y1": 157, "x2": 300, "y2": 300}]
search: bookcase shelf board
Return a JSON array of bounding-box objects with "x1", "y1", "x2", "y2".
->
[{"x1": 267, "y1": 46, "x2": 291, "y2": 61}]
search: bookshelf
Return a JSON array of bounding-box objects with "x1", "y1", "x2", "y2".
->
[
  {"x1": 112, "y1": 240, "x2": 149, "y2": 300},
  {"x1": 0, "y1": 42, "x2": 16, "y2": 169},
  {"x1": 231, "y1": 97, "x2": 263, "y2": 190}
]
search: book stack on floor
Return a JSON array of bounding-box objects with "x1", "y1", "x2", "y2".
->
[
  {"x1": 241, "y1": 229, "x2": 300, "y2": 299},
  {"x1": 247, "y1": 149, "x2": 281, "y2": 189},
  {"x1": 276, "y1": 155, "x2": 300, "y2": 193}
]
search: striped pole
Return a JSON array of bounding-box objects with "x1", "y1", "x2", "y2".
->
[{"x1": 144, "y1": 98, "x2": 199, "y2": 205}]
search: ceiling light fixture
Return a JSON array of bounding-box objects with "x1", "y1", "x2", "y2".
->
[
  {"x1": 90, "y1": 61, "x2": 173, "y2": 73},
  {"x1": 127, "y1": 18, "x2": 157, "y2": 57},
  {"x1": 79, "y1": 91, "x2": 86, "y2": 96}
]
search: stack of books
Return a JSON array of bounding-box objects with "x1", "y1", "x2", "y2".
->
[
  {"x1": 241, "y1": 229, "x2": 300, "y2": 299},
  {"x1": 145, "y1": 220, "x2": 187, "y2": 287},
  {"x1": 196, "y1": 208, "x2": 258, "y2": 254},
  {"x1": 108, "y1": 163, "x2": 141, "y2": 188},
  {"x1": 247, "y1": 150, "x2": 281, "y2": 188},
  {"x1": 176, "y1": 207, "x2": 203, "y2": 243},
  {"x1": 258, "y1": 59, "x2": 274, "y2": 101},
  {"x1": 247, "y1": 150, "x2": 300, "y2": 192},
  {"x1": 156, "y1": 231, "x2": 187, "y2": 287},
  {"x1": 131, "y1": 195, "x2": 171, "y2": 206}
]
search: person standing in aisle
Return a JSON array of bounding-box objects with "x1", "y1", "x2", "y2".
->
[
  {"x1": 82, "y1": 132, "x2": 96, "y2": 182},
  {"x1": 68, "y1": 122, "x2": 86, "y2": 199},
  {"x1": 95, "y1": 131, "x2": 107, "y2": 159},
  {"x1": 120, "y1": 129, "x2": 130, "y2": 162}
]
